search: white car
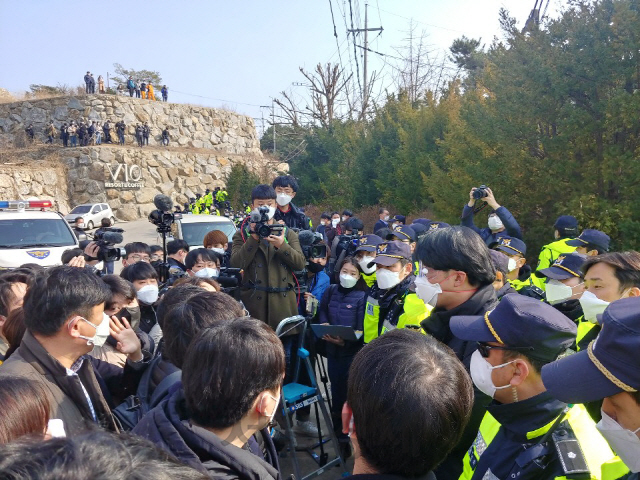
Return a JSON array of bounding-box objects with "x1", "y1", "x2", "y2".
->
[
  {"x1": 175, "y1": 215, "x2": 237, "y2": 249},
  {"x1": 0, "y1": 201, "x2": 79, "y2": 269},
  {"x1": 65, "y1": 203, "x2": 115, "y2": 230}
]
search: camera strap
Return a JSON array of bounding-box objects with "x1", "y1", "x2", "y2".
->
[{"x1": 473, "y1": 203, "x2": 489, "y2": 215}]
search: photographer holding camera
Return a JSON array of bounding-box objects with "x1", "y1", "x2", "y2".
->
[
  {"x1": 296, "y1": 231, "x2": 331, "y2": 317},
  {"x1": 230, "y1": 185, "x2": 306, "y2": 329},
  {"x1": 461, "y1": 185, "x2": 522, "y2": 246}
]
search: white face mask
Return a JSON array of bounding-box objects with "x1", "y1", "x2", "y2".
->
[
  {"x1": 383, "y1": 215, "x2": 390, "y2": 221},
  {"x1": 332, "y1": 219, "x2": 340, "y2": 227},
  {"x1": 358, "y1": 256, "x2": 376, "y2": 274},
  {"x1": 391, "y1": 223, "x2": 399, "y2": 229},
  {"x1": 376, "y1": 268, "x2": 402, "y2": 290},
  {"x1": 341, "y1": 216, "x2": 347, "y2": 222},
  {"x1": 546, "y1": 279, "x2": 577, "y2": 305},
  {"x1": 579, "y1": 291, "x2": 610, "y2": 323},
  {"x1": 415, "y1": 275, "x2": 442, "y2": 308},
  {"x1": 596, "y1": 410, "x2": 640, "y2": 472},
  {"x1": 209, "y1": 247, "x2": 225, "y2": 256},
  {"x1": 137, "y1": 284, "x2": 159, "y2": 305},
  {"x1": 508, "y1": 258, "x2": 518, "y2": 272},
  {"x1": 195, "y1": 267, "x2": 218, "y2": 278},
  {"x1": 75, "y1": 313, "x2": 111, "y2": 347},
  {"x1": 469, "y1": 350, "x2": 515, "y2": 398},
  {"x1": 276, "y1": 193, "x2": 292, "y2": 207},
  {"x1": 488, "y1": 216, "x2": 504, "y2": 231},
  {"x1": 339, "y1": 273, "x2": 359, "y2": 289},
  {"x1": 264, "y1": 392, "x2": 281, "y2": 426}
]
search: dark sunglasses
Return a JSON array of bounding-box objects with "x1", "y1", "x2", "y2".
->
[{"x1": 476, "y1": 342, "x2": 534, "y2": 358}]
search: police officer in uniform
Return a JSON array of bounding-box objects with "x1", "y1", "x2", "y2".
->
[
  {"x1": 363, "y1": 241, "x2": 429, "y2": 344},
  {"x1": 567, "y1": 229, "x2": 611, "y2": 257},
  {"x1": 538, "y1": 252, "x2": 587, "y2": 326},
  {"x1": 353, "y1": 234, "x2": 382, "y2": 288},
  {"x1": 493, "y1": 236, "x2": 546, "y2": 298},
  {"x1": 537, "y1": 215, "x2": 579, "y2": 271},
  {"x1": 542, "y1": 297, "x2": 640, "y2": 479},
  {"x1": 451, "y1": 294, "x2": 623, "y2": 480}
]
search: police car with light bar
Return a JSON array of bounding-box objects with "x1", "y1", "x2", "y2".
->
[{"x1": 0, "y1": 200, "x2": 79, "y2": 269}]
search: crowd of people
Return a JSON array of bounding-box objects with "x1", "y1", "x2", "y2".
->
[
  {"x1": 25, "y1": 118, "x2": 171, "y2": 148},
  {"x1": 0, "y1": 175, "x2": 638, "y2": 479},
  {"x1": 83, "y1": 70, "x2": 169, "y2": 101}
]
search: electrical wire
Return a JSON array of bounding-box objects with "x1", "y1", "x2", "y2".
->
[
  {"x1": 348, "y1": 0, "x2": 364, "y2": 98},
  {"x1": 171, "y1": 89, "x2": 264, "y2": 108}
]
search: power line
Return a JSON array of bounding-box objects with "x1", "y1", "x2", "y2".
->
[
  {"x1": 377, "y1": 8, "x2": 466, "y2": 34},
  {"x1": 328, "y1": 0, "x2": 346, "y2": 70},
  {"x1": 171, "y1": 89, "x2": 264, "y2": 108},
  {"x1": 348, "y1": 0, "x2": 364, "y2": 98}
]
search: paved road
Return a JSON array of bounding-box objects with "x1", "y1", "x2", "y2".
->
[{"x1": 105, "y1": 219, "x2": 166, "y2": 274}]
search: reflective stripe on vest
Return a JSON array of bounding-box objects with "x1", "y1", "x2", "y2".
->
[
  {"x1": 363, "y1": 296, "x2": 380, "y2": 344},
  {"x1": 460, "y1": 405, "x2": 624, "y2": 480},
  {"x1": 380, "y1": 294, "x2": 430, "y2": 335}
]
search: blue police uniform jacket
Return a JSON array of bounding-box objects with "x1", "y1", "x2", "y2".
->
[{"x1": 461, "y1": 205, "x2": 523, "y2": 245}]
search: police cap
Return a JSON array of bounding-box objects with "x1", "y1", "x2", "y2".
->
[
  {"x1": 542, "y1": 297, "x2": 640, "y2": 403},
  {"x1": 451, "y1": 294, "x2": 576, "y2": 363}
]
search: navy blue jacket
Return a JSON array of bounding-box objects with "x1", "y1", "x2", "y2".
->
[
  {"x1": 461, "y1": 205, "x2": 522, "y2": 245},
  {"x1": 317, "y1": 284, "x2": 366, "y2": 357},
  {"x1": 273, "y1": 202, "x2": 312, "y2": 231},
  {"x1": 133, "y1": 388, "x2": 281, "y2": 480},
  {"x1": 373, "y1": 219, "x2": 389, "y2": 234}
]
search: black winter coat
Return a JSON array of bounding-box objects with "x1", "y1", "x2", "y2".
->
[
  {"x1": 317, "y1": 284, "x2": 366, "y2": 357},
  {"x1": 133, "y1": 389, "x2": 281, "y2": 480},
  {"x1": 421, "y1": 284, "x2": 498, "y2": 480},
  {"x1": 273, "y1": 203, "x2": 311, "y2": 231}
]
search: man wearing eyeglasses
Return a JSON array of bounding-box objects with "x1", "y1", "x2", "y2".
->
[
  {"x1": 450, "y1": 294, "x2": 623, "y2": 480},
  {"x1": 121, "y1": 242, "x2": 151, "y2": 268}
]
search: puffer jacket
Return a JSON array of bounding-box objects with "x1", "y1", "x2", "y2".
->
[
  {"x1": 133, "y1": 388, "x2": 280, "y2": 480},
  {"x1": 317, "y1": 284, "x2": 366, "y2": 357}
]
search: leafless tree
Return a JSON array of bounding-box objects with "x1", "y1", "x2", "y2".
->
[
  {"x1": 392, "y1": 21, "x2": 452, "y2": 103},
  {"x1": 300, "y1": 63, "x2": 353, "y2": 128}
]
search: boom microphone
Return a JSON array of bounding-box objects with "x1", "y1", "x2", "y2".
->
[
  {"x1": 101, "y1": 231, "x2": 123, "y2": 244},
  {"x1": 297, "y1": 229, "x2": 318, "y2": 248},
  {"x1": 153, "y1": 194, "x2": 174, "y2": 212}
]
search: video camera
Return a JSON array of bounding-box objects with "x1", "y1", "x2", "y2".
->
[
  {"x1": 250, "y1": 206, "x2": 285, "y2": 238},
  {"x1": 336, "y1": 233, "x2": 360, "y2": 259},
  {"x1": 93, "y1": 227, "x2": 125, "y2": 263},
  {"x1": 148, "y1": 195, "x2": 182, "y2": 233},
  {"x1": 473, "y1": 185, "x2": 490, "y2": 200},
  {"x1": 216, "y1": 267, "x2": 243, "y2": 293}
]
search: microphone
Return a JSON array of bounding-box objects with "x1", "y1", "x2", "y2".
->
[
  {"x1": 101, "y1": 231, "x2": 123, "y2": 244},
  {"x1": 153, "y1": 194, "x2": 173, "y2": 212},
  {"x1": 298, "y1": 229, "x2": 317, "y2": 248}
]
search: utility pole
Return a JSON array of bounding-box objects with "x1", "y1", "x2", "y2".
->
[{"x1": 347, "y1": 2, "x2": 382, "y2": 116}]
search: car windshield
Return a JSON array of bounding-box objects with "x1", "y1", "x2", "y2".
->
[
  {"x1": 181, "y1": 222, "x2": 236, "y2": 246},
  {"x1": 70, "y1": 205, "x2": 91, "y2": 214},
  {"x1": 0, "y1": 219, "x2": 77, "y2": 248}
]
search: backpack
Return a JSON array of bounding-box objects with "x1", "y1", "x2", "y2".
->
[{"x1": 112, "y1": 356, "x2": 182, "y2": 430}]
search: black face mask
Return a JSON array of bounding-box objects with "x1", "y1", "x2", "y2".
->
[{"x1": 307, "y1": 262, "x2": 325, "y2": 274}]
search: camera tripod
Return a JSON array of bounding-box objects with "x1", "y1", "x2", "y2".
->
[{"x1": 275, "y1": 316, "x2": 347, "y2": 480}]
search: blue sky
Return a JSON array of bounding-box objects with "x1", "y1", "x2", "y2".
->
[{"x1": 0, "y1": 0, "x2": 560, "y2": 132}]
